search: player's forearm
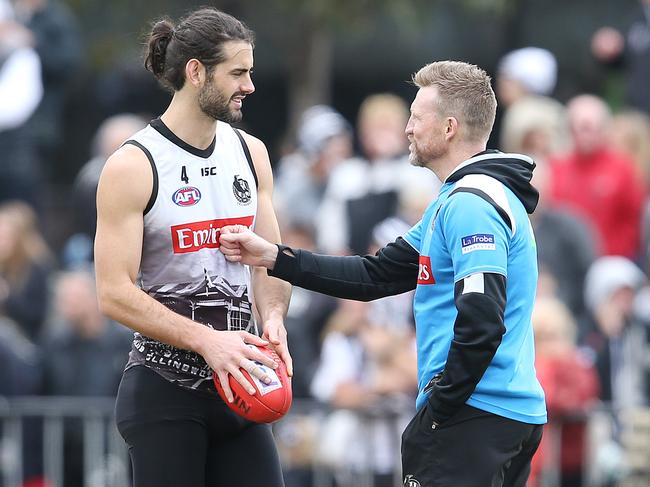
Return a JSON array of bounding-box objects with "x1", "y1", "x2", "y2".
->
[
  {"x1": 97, "y1": 281, "x2": 211, "y2": 355},
  {"x1": 252, "y1": 267, "x2": 291, "y2": 322}
]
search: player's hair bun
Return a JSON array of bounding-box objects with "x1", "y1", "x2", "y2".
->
[{"x1": 145, "y1": 19, "x2": 174, "y2": 78}]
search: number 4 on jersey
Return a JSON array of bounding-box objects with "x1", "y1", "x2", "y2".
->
[{"x1": 181, "y1": 165, "x2": 189, "y2": 184}]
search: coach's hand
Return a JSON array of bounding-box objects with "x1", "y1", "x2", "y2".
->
[
  {"x1": 219, "y1": 225, "x2": 278, "y2": 269},
  {"x1": 199, "y1": 329, "x2": 278, "y2": 403},
  {"x1": 263, "y1": 316, "x2": 293, "y2": 377}
]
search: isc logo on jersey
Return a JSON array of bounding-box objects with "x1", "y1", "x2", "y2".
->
[
  {"x1": 418, "y1": 255, "x2": 435, "y2": 284},
  {"x1": 172, "y1": 187, "x2": 202, "y2": 206}
]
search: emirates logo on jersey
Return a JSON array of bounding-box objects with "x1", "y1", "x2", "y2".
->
[
  {"x1": 417, "y1": 255, "x2": 435, "y2": 285},
  {"x1": 171, "y1": 215, "x2": 254, "y2": 254}
]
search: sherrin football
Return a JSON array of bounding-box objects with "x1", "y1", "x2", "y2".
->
[{"x1": 213, "y1": 345, "x2": 292, "y2": 423}]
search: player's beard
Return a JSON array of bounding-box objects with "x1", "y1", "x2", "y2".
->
[{"x1": 198, "y1": 83, "x2": 242, "y2": 124}]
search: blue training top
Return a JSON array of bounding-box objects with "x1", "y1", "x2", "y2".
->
[{"x1": 404, "y1": 152, "x2": 547, "y2": 425}]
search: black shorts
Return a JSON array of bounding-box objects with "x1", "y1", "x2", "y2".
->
[
  {"x1": 401, "y1": 403, "x2": 543, "y2": 487},
  {"x1": 115, "y1": 365, "x2": 284, "y2": 487}
]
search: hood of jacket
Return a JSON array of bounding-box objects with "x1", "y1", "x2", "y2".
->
[{"x1": 446, "y1": 150, "x2": 539, "y2": 214}]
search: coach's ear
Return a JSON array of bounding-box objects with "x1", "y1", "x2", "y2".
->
[
  {"x1": 185, "y1": 58, "x2": 206, "y2": 88},
  {"x1": 444, "y1": 117, "x2": 459, "y2": 141}
]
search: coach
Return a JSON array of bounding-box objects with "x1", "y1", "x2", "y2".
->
[{"x1": 220, "y1": 60, "x2": 547, "y2": 487}]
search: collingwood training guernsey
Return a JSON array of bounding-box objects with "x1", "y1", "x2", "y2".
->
[
  {"x1": 123, "y1": 118, "x2": 258, "y2": 392},
  {"x1": 253, "y1": 150, "x2": 547, "y2": 425},
  {"x1": 404, "y1": 152, "x2": 547, "y2": 424}
]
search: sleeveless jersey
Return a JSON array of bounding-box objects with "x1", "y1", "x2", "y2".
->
[{"x1": 123, "y1": 118, "x2": 258, "y2": 392}]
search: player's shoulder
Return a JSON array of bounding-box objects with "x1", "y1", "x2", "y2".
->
[
  {"x1": 102, "y1": 143, "x2": 152, "y2": 180},
  {"x1": 97, "y1": 143, "x2": 154, "y2": 210},
  {"x1": 233, "y1": 128, "x2": 268, "y2": 156},
  {"x1": 232, "y1": 127, "x2": 273, "y2": 189}
]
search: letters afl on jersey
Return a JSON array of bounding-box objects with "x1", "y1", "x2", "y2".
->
[{"x1": 123, "y1": 118, "x2": 258, "y2": 392}]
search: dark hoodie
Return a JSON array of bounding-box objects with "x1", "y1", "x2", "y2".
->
[
  {"x1": 447, "y1": 150, "x2": 539, "y2": 214},
  {"x1": 268, "y1": 151, "x2": 537, "y2": 422}
]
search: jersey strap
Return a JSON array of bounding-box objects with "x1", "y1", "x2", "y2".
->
[
  {"x1": 234, "y1": 128, "x2": 259, "y2": 188},
  {"x1": 122, "y1": 139, "x2": 159, "y2": 215}
]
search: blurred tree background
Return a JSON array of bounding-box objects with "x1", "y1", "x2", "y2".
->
[{"x1": 45, "y1": 0, "x2": 636, "y2": 247}]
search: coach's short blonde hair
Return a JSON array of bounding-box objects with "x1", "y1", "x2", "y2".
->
[{"x1": 413, "y1": 61, "x2": 497, "y2": 142}]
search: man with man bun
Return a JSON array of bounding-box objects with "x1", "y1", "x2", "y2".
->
[{"x1": 94, "y1": 7, "x2": 291, "y2": 487}]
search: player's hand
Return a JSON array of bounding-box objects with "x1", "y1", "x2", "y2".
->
[
  {"x1": 200, "y1": 330, "x2": 279, "y2": 403},
  {"x1": 263, "y1": 316, "x2": 293, "y2": 377},
  {"x1": 219, "y1": 225, "x2": 278, "y2": 269}
]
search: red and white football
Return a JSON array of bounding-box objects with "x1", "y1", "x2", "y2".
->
[{"x1": 213, "y1": 345, "x2": 292, "y2": 423}]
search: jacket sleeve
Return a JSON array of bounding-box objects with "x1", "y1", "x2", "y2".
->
[
  {"x1": 268, "y1": 237, "x2": 419, "y2": 301},
  {"x1": 426, "y1": 272, "x2": 507, "y2": 425}
]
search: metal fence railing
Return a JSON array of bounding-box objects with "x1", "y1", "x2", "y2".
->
[
  {"x1": 0, "y1": 396, "x2": 129, "y2": 487},
  {"x1": 1, "y1": 396, "x2": 648, "y2": 487},
  {"x1": 0, "y1": 396, "x2": 411, "y2": 487}
]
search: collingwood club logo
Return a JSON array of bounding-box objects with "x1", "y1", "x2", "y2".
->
[
  {"x1": 232, "y1": 175, "x2": 251, "y2": 205},
  {"x1": 404, "y1": 475, "x2": 421, "y2": 487}
]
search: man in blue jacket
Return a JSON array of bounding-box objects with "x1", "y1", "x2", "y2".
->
[{"x1": 220, "y1": 60, "x2": 546, "y2": 487}]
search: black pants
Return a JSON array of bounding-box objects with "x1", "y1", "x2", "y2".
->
[
  {"x1": 115, "y1": 365, "x2": 285, "y2": 487},
  {"x1": 401, "y1": 403, "x2": 543, "y2": 487}
]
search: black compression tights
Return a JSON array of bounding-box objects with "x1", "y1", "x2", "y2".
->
[{"x1": 115, "y1": 365, "x2": 285, "y2": 487}]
